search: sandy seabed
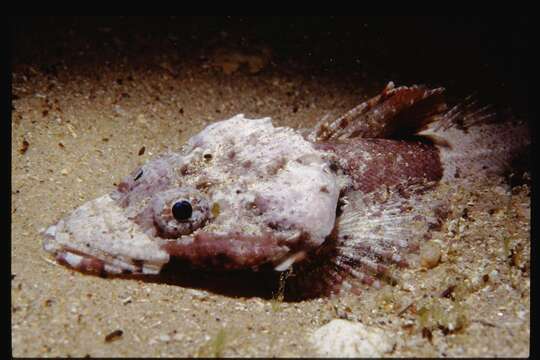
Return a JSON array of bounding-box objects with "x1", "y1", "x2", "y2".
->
[{"x1": 11, "y1": 39, "x2": 530, "y2": 357}]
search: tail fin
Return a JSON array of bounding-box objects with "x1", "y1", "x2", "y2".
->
[{"x1": 420, "y1": 99, "x2": 530, "y2": 183}]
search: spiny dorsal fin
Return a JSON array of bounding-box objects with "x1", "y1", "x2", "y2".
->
[{"x1": 308, "y1": 82, "x2": 447, "y2": 142}]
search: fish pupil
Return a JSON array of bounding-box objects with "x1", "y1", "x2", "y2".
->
[
  {"x1": 134, "y1": 169, "x2": 143, "y2": 181},
  {"x1": 172, "y1": 200, "x2": 192, "y2": 221}
]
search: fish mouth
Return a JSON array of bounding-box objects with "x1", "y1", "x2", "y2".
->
[{"x1": 42, "y1": 194, "x2": 170, "y2": 275}]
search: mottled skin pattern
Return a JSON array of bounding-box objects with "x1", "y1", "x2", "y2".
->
[
  {"x1": 42, "y1": 82, "x2": 529, "y2": 297},
  {"x1": 316, "y1": 139, "x2": 443, "y2": 194}
]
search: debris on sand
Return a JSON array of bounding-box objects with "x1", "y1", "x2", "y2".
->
[
  {"x1": 20, "y1": 139, "x2": 30, "y2": 154},
  {"x1": 209, "y1": 47, "x2": 272, "y2": 75},
  {"x1": 104, "y1": 329, "x2": 123, "y2": 343}
]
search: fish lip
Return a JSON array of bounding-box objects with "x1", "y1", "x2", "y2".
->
[
  {"x1": 55, "y1": 249, "x2": 107, "y2": 274},
  {"x1": 52, "y1": 246, "x2": 163, "y2": 275}
]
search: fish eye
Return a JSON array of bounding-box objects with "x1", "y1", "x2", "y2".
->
[
  {"x1": 151, "y1": 188, "x2": 209, "y2": 238},
  {"x1": 172, "y1": 200, "x2": 192, "y2": 221}
]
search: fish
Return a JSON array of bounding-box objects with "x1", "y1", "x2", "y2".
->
[{"x1": 42, "y1": 82, "x2": 529, "y2": 297}]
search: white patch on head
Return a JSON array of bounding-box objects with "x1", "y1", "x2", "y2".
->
[
  {"x1": 251, "y1": 160, "x2": 338, "y2": 244},
  {"x1": 184, "y1": 114, "x2": 340, "y2": 247}
]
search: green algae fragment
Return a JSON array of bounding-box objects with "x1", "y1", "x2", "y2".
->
[{"x1": 211, "y1": 202, "x2": 221, "y2": 218}]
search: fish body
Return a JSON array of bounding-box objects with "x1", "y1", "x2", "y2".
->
[{"x1": 42, "y1": 82, "x2": 529, "y2": 296}]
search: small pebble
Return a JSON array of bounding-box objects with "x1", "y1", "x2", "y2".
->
[
  {"x1": 122, "y1": 296, "x2": 132, "y2": 305},
  {"x1": 66, "y1": 123, "x2": 77, "y2": 138},
  {"x1": 420, "y1": 241, "x2": 442, "y2": 269},
  {"x1": 19, "y1": 139, "x2": 29, "y2": 154},
  {"x1": 310, "y1": 319, "x2": 395, "y2": 357}
]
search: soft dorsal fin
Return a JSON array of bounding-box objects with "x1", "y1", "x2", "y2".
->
[
  {"x1": 308, "y1": 82, "x2": 447, "y2": 142},
  {"x1": 420, "y1": 99, "x2": 530, "y2": 182}
]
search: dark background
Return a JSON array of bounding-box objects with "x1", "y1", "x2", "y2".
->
[{"x1": 11, "y1": 16, "x2": 532, "y2": 117}]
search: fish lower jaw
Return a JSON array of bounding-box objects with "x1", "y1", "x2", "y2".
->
[
  {"x1": 52, "y1": 248, "x2": 163, "y2": 275},
  {"x1": 42, "y1": 223, "x2": 164, "y2": 275}
]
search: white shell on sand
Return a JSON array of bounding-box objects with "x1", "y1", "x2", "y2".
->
[{"x1": 310, "y1": 319, "x2": 395, "y2": 357}]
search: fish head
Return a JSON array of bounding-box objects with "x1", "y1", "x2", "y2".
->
[{"x1": 43, "y1": 115, "x2": 341, "y2": 275}]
